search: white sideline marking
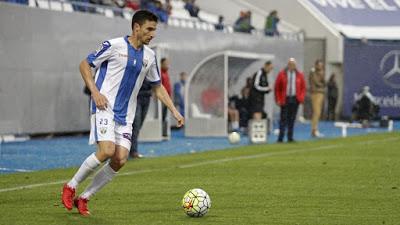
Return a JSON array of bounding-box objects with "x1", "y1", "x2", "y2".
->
[
  {"x1": 0, "y1": 168, "x2": 33, "y2": 173},
  {"x1": 178, "y1": 145, "x2": 341, "y2": 169},
  {"x1": 0, "y1": 137, "x2": 398, "y2": 193}
]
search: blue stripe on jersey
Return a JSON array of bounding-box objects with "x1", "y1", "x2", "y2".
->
[
  {"x1": 87, "y1": 41, "x2": 111, "y2": 68},
  {"x1": 113, "y1": 37, "x2": 143, "y2": 125},
  {"x1": 91, "y1": 61, "x2": 109, "y2": 113}
]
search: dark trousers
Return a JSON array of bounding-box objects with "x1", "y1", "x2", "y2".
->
[
  {"x1": 162, "y1": 105, "x2": 168, "y2": 136},
  {"x1": 130, "y1": 95, "x2": 151, "y2": 154},
  {"x1": 278, "y1": 97, "x2": 299, "y2": 141},
  {"x1": 327, "y1": 97, "x2": 337, "y2": 121}
]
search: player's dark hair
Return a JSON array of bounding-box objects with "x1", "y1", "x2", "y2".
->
[
  {"x1": 161, "y1": 57, "x2": 167, "y2": 64},
  {"x1": 131, "y1": 10, "x2": 158, "y2": 30},
  {"x1": 265, "y1": 61, "x2": 272, "y2": 66}
]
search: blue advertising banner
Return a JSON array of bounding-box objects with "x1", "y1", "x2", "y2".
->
[
  {"x1": 306, "y1": 0, "x2": 400, "y2": 26},
  {"x1": 343, "y1": 39, "x2": 400, "y2": 117}
]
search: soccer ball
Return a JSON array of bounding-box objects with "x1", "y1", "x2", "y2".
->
[
  {"x1": 228, "y1": 132, "x2": 241, "y2": 144},
  {"x1": 182, "y1": 188, "x2": 211, "y2": 217}
]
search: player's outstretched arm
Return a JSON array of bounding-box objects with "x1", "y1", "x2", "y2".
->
[
  {"x1": 153, "y1": 84, "x2": 184, "y2": 127},
  {"x1": 79, "y1": 59, "x2": 108, "y2": 110}
]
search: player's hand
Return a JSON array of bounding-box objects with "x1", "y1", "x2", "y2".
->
[
  {"x1": 173, "y1": 111, "x2": 185, "y2": 127},
  {"x1": 92, "y1": 91, "x2": 108, "y2": 110}
]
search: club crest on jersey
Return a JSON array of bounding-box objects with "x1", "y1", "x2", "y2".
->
[
  {"x1": 142, "y1": 59, "x2": 149, "y2": 68},
  {"x1": 122, "y1": 133, "x2": 132, "y2": 141},
  {"x1": 100, "y1": 127, "x2": 107, "y2": 134},
  {"x1": 94, "y1": 41, "x2": 111, "y2": 57},
  {"x1": 133, "y1": 59, "x2": 137, "y2": 66}
]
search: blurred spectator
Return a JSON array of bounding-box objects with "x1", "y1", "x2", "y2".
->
[
  {"x1": 234, "y1": 11, "x2": 254, "y2": 33},
  {"x1": 274, "y1": 58, "x2": 306, "y2": 143},
  {"x1": 71, "y1": 0, "x2": 92, "y2": 13},
  {"x1": 140, "y1": 0, "x2": 151, "y2": 9},
  {"x1": 228, "y1": 96, "x2": 240, "y2": 132},
  {"x1": 264, "y1": 10, "x2": 280, "y2": 36},
  {"x1": 125, "y1": 0, "x2": 140, "y2": 11},
  {"x1": 147, "y1": 0, "x2": 168, "y2": 23},
  {"x1": 245, "y1": 77, "x2": 253, "y2": 89},
  {"x1": 309, "y1": 59, "x2": 326, "y2": 137},
  {"x1": 161, "y1": 58, "x2": 172, "y2": 137},
  {"x1": 249, "y1": 61, "x2": 273, "y2": 120},
  {"x1": 164, "y1": 0, "x2": 172, "y2": 15},
  {"x1": 215, "y1": 15, "x2": 225, "y2": 31},
  {"x1": 327, "y1": 73, "x2": 338, "y2": 121},
  {"x1": 4, "y1": 0, "x2": 28, "y2": 5},
  {"x1": 111, "y1": 0, "x2": 126, "y2": 18},
  {"x1": 351, "y1": 86, "x2": 379, "y2": 123},
  {"x1": 201, "y1": 83, "x2": 223, "y2": 115},
  {"x1": 174, "y1": 72, "x2": 187, "y2": 117},
  {"x1": 129, "y1": 80, "x2": 152, "y2": 159},
  {"x1": 184, "y1": 0, "x2": 200, "y2": 18}
]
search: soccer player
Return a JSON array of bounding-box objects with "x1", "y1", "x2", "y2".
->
[{"x1": 61, "y1": 10, "x2": 184, "y2": 216}]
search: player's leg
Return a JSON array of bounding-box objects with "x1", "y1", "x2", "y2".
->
[
  {"x1": 74, "y1": 123, "x2": 132, "y2": 215},
  {"x1": 62, "y1": 111, "x2": 115, "y2": 211}
]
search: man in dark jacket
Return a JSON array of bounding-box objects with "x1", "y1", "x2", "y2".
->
[
  {"x1": 274, "y1": 58, "x2": 306, "y2": 143},
  {"x1": 249, "y1": 61, "x2": 273, "y2": 120}
]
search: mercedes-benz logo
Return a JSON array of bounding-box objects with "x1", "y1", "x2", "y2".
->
[{"x1": 380, "y1": 50, "x2": 400, "y2": 89}]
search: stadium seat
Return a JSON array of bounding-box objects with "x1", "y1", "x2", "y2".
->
[
  {"x1": 104, "y1": 9, "x2": 114, "y2": 18},
  {"x1": 49, "y1": 1, "x2": 63, "y2": 11},
  {"x1": 167, "y1": 18, "x2": 179, "y2": 27},
  {"x1": 62, "y1": 2, "x2": 73, "y2": 12},
  {"x1": 170, "y1": 0, "x2": 184, "y2": 10},
  {"x1": 123, "y1": 10, "x2": 132, "y2": 20},
  {"x1": 180, "y1": 20, "x2": 188, "y2": 28},
  {"x1": 171, "y1": 8, "x2": 191, "y2": 20},
  {"x1": 191, "y1": 104, "x2": 212, "y2": 119},
  {"x1": 36, "y1": 0, "x2": 49, "y2": 9},
  {"x1": 198, "y1": 11, "x2": 218, "y2": 24},
  {"x1": 28, "y1": 0, "x2": 36, "y2": 7},
  {"x1": 186, "y1": 20, "x2": 194, "y2": 29}
]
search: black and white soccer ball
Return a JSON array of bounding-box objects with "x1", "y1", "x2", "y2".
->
[{"x1": 182, "y1": 188, "x2": 211, "y2": 217}]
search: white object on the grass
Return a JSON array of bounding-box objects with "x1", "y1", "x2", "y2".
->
[
  {"x1": 248, "y1": 119, "x2": 267, "y2": 144},
  {"x1": 334, "y1": 122, "x2": 349, "y2": 137},
  {"x1": 228, "y1": 132, "x2": 241, "y2": 144},
  {"x1": 191, "y1": 104, "x2": 212, "y2": 119},
  {"x1": 388, "y1": 120, "x2": 393, "y2": 132},
  {"x1": 341, "y1": 126, "x2": 347, "y2": 137},
  {"x1": 314, "y1": 130, "x2": 325, "y2": 138},
  {"x1": 298, "y1": 116, "x2": 308, "y2": 123},
  {"x1": 182, "y1": 188, "x2": 211, "y2": 217},
  {"x1": 334, "y1": 122, "x2": 362, "y2": 128}
]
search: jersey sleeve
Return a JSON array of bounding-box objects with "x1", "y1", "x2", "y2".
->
[
  {"x1": 86, "y1": 40, "x2": 113, "y2": 68},
  {"x1": 145, "y1": 57, "x2": 161, "y2": 86}
]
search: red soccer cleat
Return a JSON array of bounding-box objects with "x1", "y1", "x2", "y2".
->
[
  {"x1": 74, "y1": 197, "x2": 91, "y2": 216},
  {"x1": 61, "y1": 184, "x2": 75, "y2": 211}
]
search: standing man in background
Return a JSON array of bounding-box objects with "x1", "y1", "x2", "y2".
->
[
  {"x1": 249, "y1": 61, "x2": 273, "y2": 120},
  {"x1": 309, "y1": 59, "x2": 326, "y2": 137},
  {"x1": 327, "y1": 73, "x2": 338, "y2": 121},
  {"x1": 173, "y1": 71, "x2": 187, "y2": 117},
  {"x1": 274, "y1": 58, "x2": 306, "y2": 143},
  {"x1": 129, "y1": 80, "x2": 152, "y2": 159},
  {"x1": 160, "y1": 57, "x2": 172, "y2": 137}
]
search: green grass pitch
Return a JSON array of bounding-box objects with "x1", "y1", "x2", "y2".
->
[{"x1": 0, "y1": 132, "x2": 399, "y2": 225}]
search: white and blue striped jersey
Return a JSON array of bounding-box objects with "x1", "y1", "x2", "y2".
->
[{"x1": 87, "y1": 36, "x2": 161, "y2": 125}]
